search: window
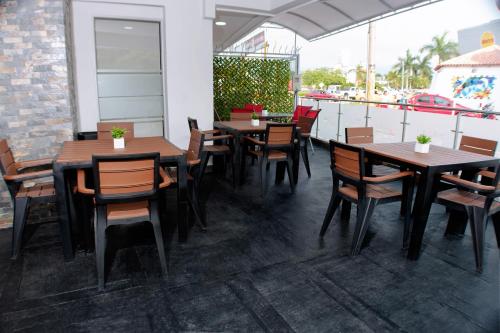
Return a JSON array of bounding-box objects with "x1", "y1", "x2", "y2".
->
[
  {"x1": 416, "y1": 95, "x2": 430, "y2": 103},
  {"x1": 434, "y1": 96, "x2": 451, "y2": 106}
]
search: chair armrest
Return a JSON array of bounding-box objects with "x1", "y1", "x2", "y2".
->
[
  {"x1": 4, "y1": 169, "x2": 53, "y2": 183},
  {"x1": 188, "y1": 159, "x2": 201, "y2": 166},
  {"x1": 159, "y1": 168, "x2": 174, "y2": 189},
  {"x1": 363, "y1": 171, "x2": 414, "y2": 184},
  {"x1": 201, "y1": 129, "x2": 221, "y2": 135},
  {"x1": 77, "y1": 169, "x2": 95, "y2": 195},
  {"x1": 441, "y1": 174, "x2": 496, "y2": 193},
  {"x1": 204, "y1": 134, "x2": 233, "y2": 141},
  {"x1": 244, "y1": 136, "x2": 265, "y2": 146},
  {"x1": 16, "y1": 158, "x2": 53, "y2": 170}
]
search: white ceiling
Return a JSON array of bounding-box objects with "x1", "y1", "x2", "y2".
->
[{"x1": 213, "y1": 0, "x2": 440, "y2": 49}]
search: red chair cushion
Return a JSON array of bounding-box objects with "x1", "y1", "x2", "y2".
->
[
  {"x1": 292, "y1": 105, "x2": 313, "y2": 122},
  {"x1": 306, "y1": 109, "x2": 320, "y2": 119},
  {"x1": 231, "y1": 108, "x2": 252, "y2": 113},
  {"x1": 244, "y1": 104, "x2": 263, "y2": 112}
]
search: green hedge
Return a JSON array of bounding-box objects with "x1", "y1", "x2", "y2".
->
[{"x1": 213, "y1": 56, "x2": 294, "y2": 120}]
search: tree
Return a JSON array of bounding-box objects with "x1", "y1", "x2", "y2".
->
[
  {"x1": 412, "y1": 55, "x2": 432, "y2": 89},
  {"x1": 302, "y1": 68, "x2": 347, "y2": 88},
  {"x1": 420, "y1": 32, "x2": 459, "y2": 64},
  {"x1": 355, "y1": 64, "x2": 366, "y2": 88},
  {"x1": 392, "y1": 49, "x2": 418, "y2": 89},
  {"x1": 386, "y1": 70, "x2": 401, "y2": 89}
]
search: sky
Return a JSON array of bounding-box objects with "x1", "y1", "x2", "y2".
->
[{"x1": 260, "y1": 0, "x2": 499, "y2": 74}]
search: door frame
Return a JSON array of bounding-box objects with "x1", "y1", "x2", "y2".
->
[{"x1": 71, "y1": 1, "x2": 168, "y2": 135}]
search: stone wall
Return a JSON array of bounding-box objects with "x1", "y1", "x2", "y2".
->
[{"x1": 0, "y1": 0, "x2": 75, "y2": 226}]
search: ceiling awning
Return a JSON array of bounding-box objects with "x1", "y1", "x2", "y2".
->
[
  {"x1": 214, "y1": 0, "x2": 442, "y2": 49},
  {"x1": 268, "y1": 0, "x2": 441, "y2": 41}
]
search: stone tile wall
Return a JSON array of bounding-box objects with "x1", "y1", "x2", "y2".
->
[{"x1": 0, "y1": 0, "x2": 75, "y2": 226}]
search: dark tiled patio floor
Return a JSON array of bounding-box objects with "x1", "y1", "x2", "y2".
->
[{"x1": 0, "y1": 145, "x2": 498, "y2": 332}]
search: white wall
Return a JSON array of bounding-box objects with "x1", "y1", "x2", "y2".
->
[
  {"x1": 71, "y1": 0, "x2": 215, "y2": 148},
  {"x1": 430, "y1": 66, "x2": 500, "y2": 112}
]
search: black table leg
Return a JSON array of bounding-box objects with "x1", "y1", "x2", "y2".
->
[
  {"x1": 176, "y1": 157, "x2": 189, "y2": 242},
  {"x1": 292, "y1": 138, "x2": 300, "y2": 184},
  {"x1": 53, "y1": 163, "x2": 74, "y2": 260},
  {"x1": 408, "y1": 168, "x2": 437, "y2": 260},
  {"x1": 275, "y1": 161, "x2": 285, "y2": 184}
]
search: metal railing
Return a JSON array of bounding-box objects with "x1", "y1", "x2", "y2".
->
[{"x1": 300, "y1": 97, "x2": 500, "y2": 152}]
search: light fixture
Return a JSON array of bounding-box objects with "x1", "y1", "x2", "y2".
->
[
  {"x1": 123, "y1": 26, "x2": 134, "y2": 30},
  {"x1": 215, "y1": 21, "x2": 226, "y2": 26}
]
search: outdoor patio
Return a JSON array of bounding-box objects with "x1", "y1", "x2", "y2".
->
[{"x1": 0, "y1": 145, "x2": 498, "y2": 332}]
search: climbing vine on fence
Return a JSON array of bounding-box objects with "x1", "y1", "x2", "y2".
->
[{"x1": 213, "y1": 56, "x2": 294, "y2": 120}]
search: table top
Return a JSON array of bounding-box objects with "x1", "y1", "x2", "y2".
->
[
  {"x1": 214, "y1": 120, "x2": 274, "y2": 133},
  {"x1": 360, "y1": 142, "x2": 499, "y2": 168},
  {"x1": 56, "y1": 137, "x2": 184, "y2": 165}
]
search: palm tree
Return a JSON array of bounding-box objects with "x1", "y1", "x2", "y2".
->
[
  {"x1": 392, "y1": 50, "x2": 418, "y2": 89},
  {"x1": 420, "y1": 32, "x2": 459, "y2": 64},
  {"x1": 413, "y1": 55, "x2": 433, "y2": 88}
]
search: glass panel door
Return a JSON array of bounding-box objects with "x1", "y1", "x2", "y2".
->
[{"x1": 95, "y1": 19, "x2": 164, "y2": 137}]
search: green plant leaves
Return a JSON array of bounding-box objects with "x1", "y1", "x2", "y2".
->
[{"x1": 213, "y1": 56, "x2": 294, "y2": 120}]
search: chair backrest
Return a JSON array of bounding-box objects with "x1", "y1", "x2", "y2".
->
[
  {"x1": 330, "y1": 140, "x2": 365, "y2": 183},
  {"x1": 187, "y1": 117, "x2": 199, "y2": 132},
  {"x1": 292, "y1": 105, "x2": 313, "y2": 122},
  {"x1": 305, "y1": 108, "x2": 321, "y2": 120},
  {"x1": 97, "y1": 122, "x2": 134, "y2": 140},
  {"x1": 459, "y1": 135, "x2": 497, "y2": 156},
  {"x1": 230, "y1": 112, "x2": 253, "y2": 120},
  {"x1": 92, "y1": 152, "x2": 159, "y2": 202},
  {"x1": 244, "y1": 104, "x2": 263, "y2": 112},
  {"x1": 297, "y1": 116, "x2": 316, "y2": 135},
  {"x1": 187, "y1": 129, "x2": 205, "y2": 164},
  {"x1": 0, "y1": 139, "x2": 17, "y2": 178},
  {"x1": 345, "y1": 127, "x2": 374, "y2": 144},
  {"x1": 265, "y1": 124, "x2": 296, "y2": 147}
]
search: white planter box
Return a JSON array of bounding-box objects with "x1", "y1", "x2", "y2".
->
[
  {"x1": 251, "y1": 119, "x2": 260, "y2": 126},
  {"x1": 113, "y1": 137, "x2": 125, "y2": 149},
  {"x1": 414, "y1": 142, "x2": 430, "y2": 153}
]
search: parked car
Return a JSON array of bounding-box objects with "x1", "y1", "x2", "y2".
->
[
  {"x1": 400, "y1": 93, "x2": 493, "y2": 119},
  {"x1": 305, "y1": 90, "x2": 338, "y2": 99}
]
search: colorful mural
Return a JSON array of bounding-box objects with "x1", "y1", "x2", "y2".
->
[{"x1": 451, "y1": 75, "x2": 496, "y2": 99}]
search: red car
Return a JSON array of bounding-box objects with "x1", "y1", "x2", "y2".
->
[
  {"x1": 401, "y1": 93, "x2": 490, "y2": 118},
  {"x1": 305, "y1": 90, "x2": 337, "y2": 100}
]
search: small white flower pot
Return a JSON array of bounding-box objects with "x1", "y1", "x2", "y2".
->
[
  {"x1": 113, "y1": 137, "x2": 125, "y2": 149},
  {"x1": 414, "y1": 142, "x2": 430, "y2": 153},
  {"x1": 251, "y1": 119, "x2": 260, "y2": 126}
]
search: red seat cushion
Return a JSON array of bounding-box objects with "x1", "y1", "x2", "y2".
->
[
  {"x1": 306, "y1": 110, "x2": 320, "y2": 119},
  {"x1": 292, "y1": 105, "x2": 313, "y2": 122},
  {"x1": 244, "y1": 104, "x2": 263, "y2": 112}
]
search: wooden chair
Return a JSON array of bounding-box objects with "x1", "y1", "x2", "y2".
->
[
  {"x1": 319, "y1": 140, "x2": 415, "y2": 255},
  {"x1": 436, "y1": 167, "x2": 500, "y2": 272},
  {"x1": 0, "y1": 139, "x2": 55, "y2": 259},
  {"x1": 345, "y1": 127, "x2": 374, "y2": 144},
  {"x1": 230, "y1": 112, "x2": 253, "y2": 121},
  {"x1": 77, "y1": 152, "x2": 173, "y2": 289},
  {"x1": 297, "y1": 115, "x2": 317, "y2": 178},
  {"x1": 243, "y1": 124, "x2": 296, "y2": 195},
  {"x1": 187, "y1": 117, "x2": 235, "y2": 187},
  {"x1": 97, "y1": 122, "x2": 134, "y2": 140}
]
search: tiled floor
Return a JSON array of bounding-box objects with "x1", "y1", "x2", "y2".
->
[{"x1": 0, "y1": 146, "x2": 498, "y2": 332}]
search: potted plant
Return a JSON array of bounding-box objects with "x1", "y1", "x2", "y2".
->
[
  {"x1": 251, "y1": 112, "x2": 260, "y2": 126},
  {"x1": 111, "y1": 127, "x2": 127, "y2": 149},
  {"x1": 415, "y1": 134, "x2": 431, "y2": 153}
]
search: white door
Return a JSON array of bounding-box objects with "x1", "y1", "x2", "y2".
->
[{"x1": 94, "y1": 19, "x2": 164, "y2": 137}]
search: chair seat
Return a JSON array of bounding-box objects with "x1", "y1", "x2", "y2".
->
[
  {"x1": 340, "y1": 184, "x2": 401, "y2": 201},
  {"x1": 17, "y1": 182, "x2": 55, "y2": 198},
  {"x1": 204, "y1": 145, "x2": 230, "y2": 154},
  {"x1": 107, "y1": 201, "x2": 150, "y2": 221},
  {"x1": 437, "y1": 188, "x2": 500, "y2": 211},
  {"x1": 248, "y1": 150, "x2": 287, "y2": 160}
]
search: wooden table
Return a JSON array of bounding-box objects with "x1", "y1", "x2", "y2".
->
[
  {"x1": 360, "y1": 142, "x2": 499, "y2": 260},
  {"x1": 53, "y1": 137, "x2": 188, "y2": 260},
  {"x1": 213, "y1": 121, "x2": 300, "y2": 186}
]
